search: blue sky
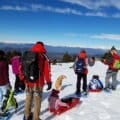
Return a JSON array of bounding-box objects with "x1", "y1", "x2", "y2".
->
[{"x1": 0, "y1": 0, "x2": 120, "y2": 49}]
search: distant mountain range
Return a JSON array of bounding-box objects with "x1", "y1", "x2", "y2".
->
[{"x1": 0, "y1": 42, "x2": 107, "y2": 59}]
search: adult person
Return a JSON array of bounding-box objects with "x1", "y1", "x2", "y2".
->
[{"x1": 19, "y1": 41, "x2": 52, "y2": 120}]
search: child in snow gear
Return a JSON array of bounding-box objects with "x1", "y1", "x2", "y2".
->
[
  {"x1": 102, "y1": 46, "x2": 120, "y2": 91},
  {"x1": 0, "y1": 50, "x2": 11, "y2": 110},
  {"x1": 11, "y1": 53, "x2": 25, "y2": 94},
  {"x1": 19, "y1": 41, "x2": 52, "y2": 120},
  {"x1": 1, "y1": 89, "x2": 18, "y2": 113},
  {"x1": 48, "y1": 75, "x2": 80, "y2": 115},
  {"x1": 88, "y1": 75, "x2": 103, "y2": 92},
  {"x1": 74, "y1": 50, "x2": 88, "y2": 96}
]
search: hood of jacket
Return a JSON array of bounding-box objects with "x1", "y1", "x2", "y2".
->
[{"x1": 31, "y1": 43, "x2": 47, "y2": 53}]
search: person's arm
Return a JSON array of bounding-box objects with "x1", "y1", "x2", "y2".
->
[
  {"x1": 113, "y1": 53, "x2": 120, "y2": 60},
  {"x1": 44, "y1": 59, "x2": 51, "y2": 83}
]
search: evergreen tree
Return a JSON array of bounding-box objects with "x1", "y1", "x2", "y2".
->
[{"x1": 62, "y1": 52, "x2": 72, "y2": 62}]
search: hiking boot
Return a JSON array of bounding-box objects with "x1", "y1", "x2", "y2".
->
[
  {"x1": 23, "y1": 113, "x2": 33, "y2": 120},
  {"x1": 112, "y1": 86, "x2": 116, "y2": 90},
  {"x1": 75, "y1": 91, "x2": 81, "y2": 97},
  {"x1": 82, "y1": 91, "x2": 88, "y2": 96},
  {"x1": 104, "y1": 87, "x2": 110, "y2": 92}
]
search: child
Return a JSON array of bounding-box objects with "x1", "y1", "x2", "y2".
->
[
  {"x1": 48, "y1": 75, "x2": 79, "y2": 114},
  {"x1": 48, "y1": 75, "x2": 68, "y2": 113},
  {"x1": 88, "y1": 75, "x2": 103, "y2": 92},
  {"x1": 74, "y1": 50, "x2": 88, "y2": 96}
]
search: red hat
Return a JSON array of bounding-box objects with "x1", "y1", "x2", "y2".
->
[{"x1": 31, "y1": 41, "x2": 47, "y2": 53}]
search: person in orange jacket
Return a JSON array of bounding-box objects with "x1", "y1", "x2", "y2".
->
[
  {"x1": 102, "y1": 46, "x2": 120, "y2": 91},
  {"x1": 19, "y1": 41, "x2": 52, "y2": 120},
  {"x1": 74, "y1": 50, "x2": 88, "y2": 96}
]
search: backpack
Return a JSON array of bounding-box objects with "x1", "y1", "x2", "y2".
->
[
  {"x1": 88, "y1": 75, "x2": 103, "y2": 91},
  {"x1": 75, "y1": 58, "x2": 86, "y2": 73},
  {"x1": 102, "y1": 52, "x2": 113, "y2": 64},
  {"x1": 113, "y1": 60, "x2": 120, "y2": 69},
  {"x1": 21, "y1": 51, "x2": 39, "y2": 82}
]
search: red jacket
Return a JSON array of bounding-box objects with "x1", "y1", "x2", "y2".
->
[
  {"x1": 102, "y1": 52, "x2": 120, "y2": 71},
  {"x1": 0, "y1": 59, "x2": 9, "y2": 86},
  {"x1": 19, "y1": 43, "x2": 51, "y2": 87}
]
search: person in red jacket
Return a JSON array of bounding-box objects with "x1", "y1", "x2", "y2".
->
[
  {"x1": 74, "y1": 50, "x2": 88, "y2": 96},
  {"x1": 102, "y1": 46, "x2": 120, "y2": 91},
  {"x1": 0, "y1": 50, "x2": 11, "y2": 109},
  {"x1": 19, "y1": 42, "x2": 52, "y2": 120}
]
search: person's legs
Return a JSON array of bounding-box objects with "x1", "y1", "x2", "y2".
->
[
  {"x1": 105, "y1": 70, "x2": 112, "y2": 88},
  {"x1": 24, "y1": 86, "x2": 33, "y2": 120},
  {"x1": 33, "y1": 86, "x2": 43, "y2": 120},
  {"x1": 76, "y1": 74, "x2": 82, "y2": 94},
  {"x1": 14, "y1": 74, "x2": 20, "y2": 92},
  {"x1": 82, "y1": 74, "x2": 87, "y2": 92},
  {"x1": 111, "y1": 71, "x2": 118, "y2": 90}
]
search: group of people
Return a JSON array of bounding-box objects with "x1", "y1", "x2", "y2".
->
[
  {"x1": 74, "y1": 46, "x2": 120, "y2": 96},
  {"x1": 0, "y1": 41, "x2": 52, "y2": 120},
  {"x1": 0, "y1": 41, "x2": 120, "y2": 120}
]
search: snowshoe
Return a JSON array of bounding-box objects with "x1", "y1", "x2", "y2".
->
[{"x1": 1, "y1": 89, "x2": 18, "y2": 113}]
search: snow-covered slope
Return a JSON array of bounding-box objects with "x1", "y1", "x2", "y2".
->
[{"x1": 9, "y1": 61, "x2": 120, "y2": 120}]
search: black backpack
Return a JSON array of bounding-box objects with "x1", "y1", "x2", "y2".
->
[
  {"x1": 21, "y1": 51, "x2": 39, "y2": 82},
  {"x1": 75, "y1": 58, "x2": 86, "y2": 73},
  {"x1": 102, "y1": 52, "x2": 113, "y2": 64}
]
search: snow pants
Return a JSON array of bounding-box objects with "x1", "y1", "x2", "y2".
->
[
  {"x1": 24, "y1": 85, "x2": 43, "y2": 120},
  {"x1": 105, "y1": 69, "x2": 118, "y2": 89},
  {"x1": 76, "y1": 73, "x2": 87, "y2": 93}
]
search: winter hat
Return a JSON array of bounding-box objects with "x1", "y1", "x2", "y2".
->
[
  {"x1": 92, "y1": 75, "x2": 99, "y2": 80},
  {"x1": 110, "y1": 46, "x2": 117, "y2": 51},
  {"x1": 55, "y1": 75, "x2": 67, "y2": 91},
  {"x1": 79, "y1": 50, "x2": 87, "y2": 58},
  {"x1": 31, "y1": 41, "x2": 47, "y2": 53}
]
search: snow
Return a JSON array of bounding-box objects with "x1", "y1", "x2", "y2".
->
[{"x1": 8, "y1": 61, "x2": 120, "y2": 120}]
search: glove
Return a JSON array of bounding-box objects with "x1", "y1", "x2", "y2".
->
[{"x1": 46, "y1": 82, "x2": 52, "y2": 91}]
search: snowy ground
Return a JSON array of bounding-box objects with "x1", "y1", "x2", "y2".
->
[{"x1": 9, "y1": 61, "x2": 120, "y2": 120}]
